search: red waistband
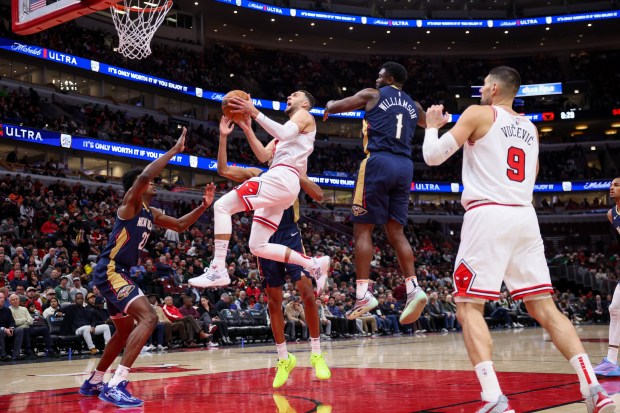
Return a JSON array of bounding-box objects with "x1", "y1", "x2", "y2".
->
[
  {"x1": 465, "y1": 200, "x2": 525, "y2": 211},
  {"x1": 270, "y1": 163, "x2": 300, "y2": 177}
]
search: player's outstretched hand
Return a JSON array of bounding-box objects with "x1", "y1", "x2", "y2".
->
[
  {"x1": 323, "y1": 101, "x2": 334, "y2": 121},
  {"x1": 229, "y1": 94, "x2": 258, "y2": 118},
  {"x1": 202, "y1": 182, "x2": 216, "y2": 208},
  {"x1": 173, "y1": 127, "x2": 187, "y2": 154},
  {"x1": 425, "y1": 105, "x2": 450, "y2": 129},
  {"x1": 236, "y1": 115, "x2": 252, "y2": 131},
  {"x1": 220, "y1": 115, "x2": 235, "y2": 137}
]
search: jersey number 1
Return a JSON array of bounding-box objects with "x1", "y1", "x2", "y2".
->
[
  {"x1": 506, "y1": 146, "x2": 525, "y2": 182},
  {"x1": 395, "y1": 113, "x2": 403, "y2": 140}
]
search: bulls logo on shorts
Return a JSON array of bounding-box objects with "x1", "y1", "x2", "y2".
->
[
  {"x1": 116, "y1": 284, "x2": 135, "y2": 300},
  {"x1": 351, "y1": 205, "x2": 368, "y2": 216},
  {"x1": 453, "y1": 261, "x2": 475, "y2": 293}
]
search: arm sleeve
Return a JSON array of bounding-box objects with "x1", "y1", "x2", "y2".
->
[
  {"x1": 422, "y1": 128, "x2": 459, "y2": 166},
  {"x1": 255, "y1": 112, "x2": 300, "y2": 142}
]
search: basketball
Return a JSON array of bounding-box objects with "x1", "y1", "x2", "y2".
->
[{"x1": 222, "y1": 90, "x2": 250, "y2": 124}]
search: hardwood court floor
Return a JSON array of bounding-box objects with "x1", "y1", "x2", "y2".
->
[{"x1": 1, "y1": 325, "x2": 619, "y2": 413}]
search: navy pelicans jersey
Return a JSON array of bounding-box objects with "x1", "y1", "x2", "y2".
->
[
  {"x1": 277, "y1": 199, "x2": 300, "y2": 231},
  {"x1": 98, "y1": 204, "x2": 154, "y2": 269},
  {"x1": 363, "y1": 85, "x2": 418, "y2": 158},
  {"x1": 612, "y1": 206, "x2": 620, "y2": 236}
]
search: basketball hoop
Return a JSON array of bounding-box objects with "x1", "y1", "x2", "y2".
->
[{"x1": 110, "y1": 0, "x2": 173, "y2": 60}]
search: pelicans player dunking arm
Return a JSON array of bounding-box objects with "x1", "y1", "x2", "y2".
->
[
  {"x1": 79, "y1": 128, "x2": 215, "y2": 408},
  {"x1": 422, "y1": 66, "x2": 615, "y2": 413},
  {"x1": 216, "y1": 115, "x2": 331, "y2": 389}
]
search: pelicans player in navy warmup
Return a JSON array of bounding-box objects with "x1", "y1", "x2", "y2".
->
[
  {"x1": 79, "y1": 127, "x2": 215, "y2": 408},
  {"x1": 594, "y1": 177, "x2": 620, "y2": 377},
  {"x1": 217, "y1": 115, "x2": 330, "y2": 388},
  {"x1": 323, "y1": 62, "x2": 428, "y2": 324}
]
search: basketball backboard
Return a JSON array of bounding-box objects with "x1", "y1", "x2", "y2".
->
[{"x1": 12, "y1": 0, "x2": 120, "y2": 35}]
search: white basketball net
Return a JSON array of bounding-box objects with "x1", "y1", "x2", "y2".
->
[{"x1": 110, "y1": 0, "x2": 172, "y2": 60}]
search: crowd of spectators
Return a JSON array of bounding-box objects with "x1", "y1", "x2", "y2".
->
[
  {"x1": 3, "y1": 12, "x2": 618, "y2": 116},
  {"x1": 0, "y1": 167, "x2": 618, "y2": 360}
]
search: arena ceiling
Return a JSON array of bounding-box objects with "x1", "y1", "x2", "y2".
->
[{"x1": 193, "y1": 0, "x2": 620, "y2": 56}]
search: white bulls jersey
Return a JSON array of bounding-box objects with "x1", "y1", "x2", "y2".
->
[
  {"x1": 270, "y1": 127, "x2": 316, "y2": 175},
  {"x1": 461, "y1": 106, "x2": 539, "y2": 209}
]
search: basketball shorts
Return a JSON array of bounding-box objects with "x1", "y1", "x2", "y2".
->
[
  {"x1": 351, "y1": 152, "x2": 413, "y2": 225},
  {"x1": 452, "y1": 204, "x2": 553, "y2": 302},
  {"x1": 92, "y1": 258, "x2": 144, "y2": 318},
  {"x1": 258, "y1": 226, "x2": 306, "y2": 288},
  {"x1": 235, "y1": 165, "x2": 301, "y2": 230}
]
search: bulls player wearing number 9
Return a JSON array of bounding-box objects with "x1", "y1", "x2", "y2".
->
[
  {"x1": 80, "y1": 127, "x2": 215, "y2": 408},
  {"x1": 423, "y1": 66, "x2": 615, "y2": 413}
]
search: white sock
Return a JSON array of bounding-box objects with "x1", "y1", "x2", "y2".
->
[
  {"x1": 569, "y1": 353, "x2": 599, "y2": 397},
  {"x1": 89, "y1": 370, "x2": 105, "y2": 384},
  {"x1": 276, "y1": 342, "x2": 288, "y2": 360},
  {"x1": 405, "y1": 276, "x2": 419, "y2": 294},
  {"x1": 356, "y1": 280, "x2": 369, "y2": 300},
  {"x1": 475, "y1": 361, "x2": 502, "y2": 403},
  {"x1": 310, "y1": 337, "x2": 321, "y2": 355},
  {"x1": 213, "y1": 239, "x2": 229, "y2": 268},
  {"x1": 608, "y1": 347, "x2": 619, "y2": 365},
  {"x1": 108, "y1": 365, "x2": 130, "y2": 387}
]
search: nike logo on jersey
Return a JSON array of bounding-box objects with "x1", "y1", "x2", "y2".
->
[{"x1": 290, "y1": 232, "x2": 299, "y2": 237}]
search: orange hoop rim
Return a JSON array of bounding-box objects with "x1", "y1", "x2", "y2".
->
[{"x1": 112, "y1": 0, "x2": 172, "y2": 13}]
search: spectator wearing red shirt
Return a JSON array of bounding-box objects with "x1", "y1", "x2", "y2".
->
[
  {"x1": 40, "y1": 216, "x2": 59, "y2": 236},
  {"x1": 162, "y1": 296, "x2": 208, "y2": 346}
]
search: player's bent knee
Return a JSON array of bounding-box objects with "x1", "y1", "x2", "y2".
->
[
  {"x1": 214, "y1": 198, "x2": 230, "y2": 215},
  {"x1": 248, "y1": 239, "x2": 268, "y2": 257}
]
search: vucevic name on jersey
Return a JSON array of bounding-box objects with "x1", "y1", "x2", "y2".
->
[{"x1": 363, "y1": 85, "x2": 418, "y2": 158}]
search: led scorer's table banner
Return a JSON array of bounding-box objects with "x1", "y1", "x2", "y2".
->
[
  {"x1": 1, "y1": 38, "x2": 555, "y2": 123},
  {"x1": 0, "y1": 123, "x2": 612, "y2": 193},
  {"x1": 215, "y1": 0, "x2": 620, "y2": 29}
]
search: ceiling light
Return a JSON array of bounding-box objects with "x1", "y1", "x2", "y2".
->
[
  {"x1": 545, "y1": 26, "x2": 550, "y2": 30},
  {"x1": 342, "y1": 87, "x2": 347, "y2": 91},
  {"x1": 349, "y1": 26, "x2": 354, "y2": 30},
  {"x1": 193, "y1": 1, "x2": 197, "y2": 4},
  {"x1": 588, "y1": 23, "x2": 592, "y2": 26},
  {"x1": 571, "y1": 131, "x2": 583, "y2": 137},
  {"x1": 575, "y1": 125, "x2": 588, "y2": 130},
  {"x1": 271, "y1": 18, "x2": 275, "y2": 22},
  {"x1": 386, "y1": 30, "x2": 391, "y2": 34},
  {"x1": 455, "y1": 94, "x2": 460, "y2": 98},
  {"x1": 540, "y1": 127, "x2": 553, "y2": 133},
  {"x1": 465, "y1": 30, "x2": 470, "y2": 34},
  {"x1": 574, "y1": 89, "x2": 579, "y2": 94},
  {"x1": 590, "y1": 146, "x2": 596, "y2": 151},
  {"x1": 605, "y1": 129, "x2": 617, "y2": 135},
  {"x1": 426, "y1": 30, "x2": 430, "y2": 34},
  {"x1": 233, "y1": 10, "x2": 237, "y2": 13},
  {"x1": 611, "y1": 122, "x2": 620, "y2": 128},
  {"x1": 504, "y1": 30, "x2": 508, "y2": 34},
  {"x1": 311, "y1": 22, "x2": 315, "y2": 26}
]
